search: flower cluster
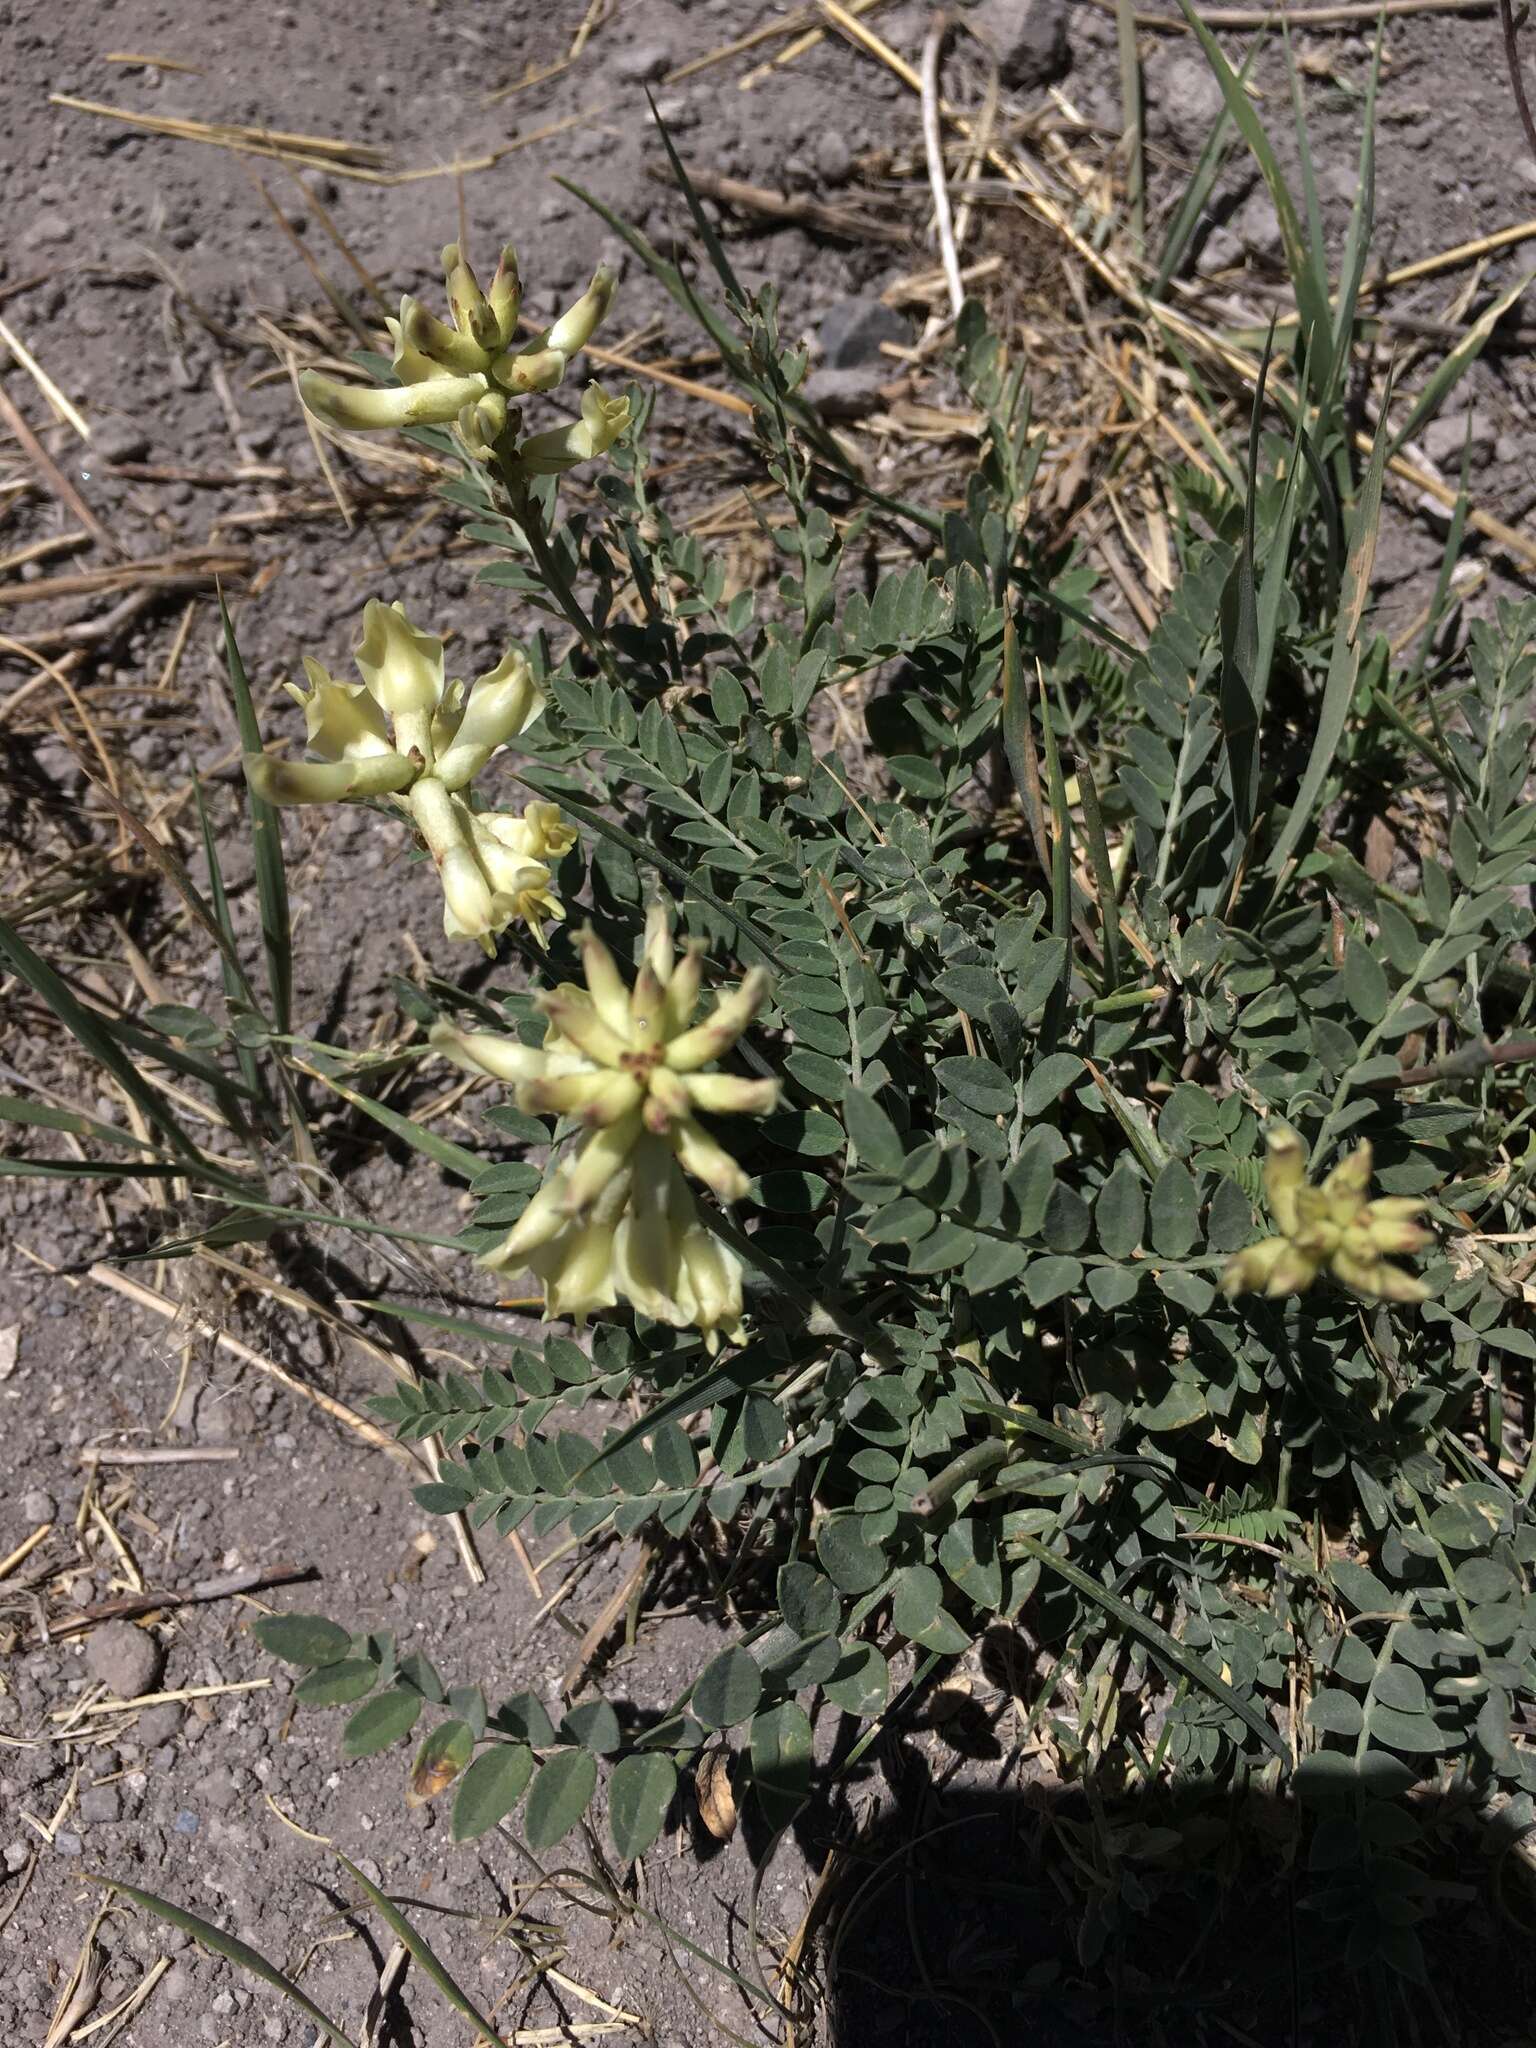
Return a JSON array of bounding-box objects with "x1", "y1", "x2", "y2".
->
[
  {"x1": 432, "y1": 908, "x2": 777, "y2": 1348},
  {"x1": 1221, "y1": 1127, "x2": 1431, "y2": 1304},
  {"x1": 244, "y1": 599, "x2": 575, "y2": 952},
  {"x1": 299, "y1": 241, "x2": 630, "y2": 482}
]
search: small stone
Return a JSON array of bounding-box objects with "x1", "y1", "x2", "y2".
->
[
  {"x1": 1195, "y1": 226, "x2": 1242, "y2": 277},
  {"x1": 966, "y1": 0, "x2": 1070, "y2": 92},
  {"x1": 173, "y1": 1809, "x2": 200, "y2": 1835},
  {"x1": 3, "y1": 1842, "x2": 29, "y2": 1873},
  {"x1": 85, "y1": 1622, "x2": 163, "y2": 1700},
  {"x1": 92, "y1": 416, "x2": 152, "y2": 465},
  {"x1": 135, "y1": 1703, "x2": 182, "y2": 1747},
  {"x1": 78, "y1": 1785, "x2": 122, "y2": 1826},
  {"x1": 1144, "y1": 50, "x2": 1225, "y2": 153},
  {"x1": 815, "y1": 131, "x2": 853, "y2": 185},
  {"x1": 817, "y1": 295, "x2": 907, "y2": 370},
  {"x1": 1232, "y1": 189, "x2": 1284, "y2": 264},
  {"x1": 805, "y1": 365, "x2": 893, "y2": 420},
  {"x1": 19, "y1": 1489, "x2": 55, "y2": 1523},
  {"x1": 613, "y1": 41, "x2": 672, "y2": 82},
  {"x1": 1422, "y1": 408, "x2": 1494, "y2": 469},
  {"x1": 54, "y1": 1831, "x2": 83, "y2": 1857}
]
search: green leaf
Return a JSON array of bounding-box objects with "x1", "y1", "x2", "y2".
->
[
  {"x1": 1095, "y1": 1162, "x2": 1145, "y2": 1259},
  {"x1": 1024, "y1": 1255, "x2": 1083, "y2": 1308},
  {"x1": 222, "y1": 592, "x2": 293, "y2": 1036},
  {"x1": 934, "y1": 1055, "x2": 1015, "y2": 1118},
  {"x1": 1148, "y1": 1160, "x2": 1200, "y2": 1258},
  {"x1": 823, "y1": 1643, "x2": 890, "y2": 1717},
  {"x1": 1366, "y1": 1704, "x2": 1452, "y2": 1755},
  {"x1": 451, "y1": 1743, "x2": 535, "y2": 1842},
  {"x1": 523, "y1": 1748, "x2": 599, "y2": 1851},
  {"x1": 1342, "y1": 939, "x2": 1390, "y2": 1024},
  {"x1": 817, "y1": 1516, "x2": 888, "y2": 1595},
  {"x1": 842, "y1": 1084, "x2": 905, "y2": 1172},
  {"x1": 342, "y1": 1689, "x2": 423, "y2": 1759},
  {"x1": 1306, "y1": 1688, "x2": 1364, "y2": 1737},
  {"x1": 938, "y1": 1518, "x2": 1004, "y2": 1609},
  {"x1": 1021, "y1": 1052, "x2": 1082, "y2": 1117},
  {"x1": 255, "y1": 1614, "x2": 353, "y2": 1669},
  {"x1": 693, "y1": 1646, "x2": 763, "y2": 1730},
  {"x1": 779, "y1": 1562, "x2": 841, "y2": 1638},
  {"x1": 294, "y1": 1660, "x2": 380, "y2": 1708},
  {"x1": 559, "y1": 1699, "x2": 622, "y2": 1755},
  {"x1": 96, "y1": 1877, "x2": 358, "y2": 2048},
  {"x1": 608, "y1": 1752, "x2": 678, "y2": 1865},
  {"x1": 750, "y1": 1700, "x2": 813, "y2": 1832}
]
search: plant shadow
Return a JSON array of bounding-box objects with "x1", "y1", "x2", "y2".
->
[{"x1": 777, "y1": 1649, "x2": 1536, "y2": 2048}]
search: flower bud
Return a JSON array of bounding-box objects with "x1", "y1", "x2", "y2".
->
[
  {"x1": 577, "y1": 927, "x2": 636, "y2": 1040},
  {"x1": 487, "y1": 245, "x2": 522, "y2": 347},
  {"x1": 545, "y1": 265, "x2": 616, "y2": 359},
  {"x1": 428, "y1": 1020, "x2": 549, "y2": 1088},
  {"x1": 670, "y1": 1114, "x2": 753, "y2": 1204},
  {"x1": 562, "y1": 1108, "x2": 645, "y2": 1213},
  {"x1": 355, "y1": 599, "x2": 447, "y2": 721},
  {"x1": 664, "y1": 968, "x2": 770, "y2": 1072},
  {"x1": 510, "y1": 384, "x2": 631, "y2": 478},
  {"x1": 495, "y1": 347, "x2": 566, "y2": 397},
  {"x1": 300, "y1": 367, "x2": 487, "y2": 433},
  {"x1": 537, "y1": 990, "x2": 632, "y2": 1069},
  {"x1": 401, "y1": 295, "x2": 489, "y2": 375},
  {"x1": 244, "y1": 753, "x2": 363, "y2": 807},
  {"x1": 684, "y1": 1073, "x2": 780, "y2": 1117},
  {"x1": 432, "y1": 650, "x2": 542, "y2": 790}
]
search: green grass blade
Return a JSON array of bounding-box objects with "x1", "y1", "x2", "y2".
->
[
  {"x1": 334, "y1": 1852, "x2": 512, "y2": 2048},
  {"x1": 1153, "y1": 58, "x2": 1246, "y2": 295},
  {"x1": 1115, "y1": 0, "x2": 1145, "y2": 254},
  {"x1": 220, "y1": 589, "x2": 293, "y2": 1036},
  {"x1": 647, "y1": 90, "x2": 746, "y2": 305},
  {"x1": 92, "y1": 1875, "x2": 359, "y2": 2048},
  {"x1": 194, "y1": 773, "x2": 265, "y2": 1103},
  {"x1": 297, "y1": 1064, "x2": 482, "y2": 1179},
  {"x1": 1069, "y1": 725, "x2": 1122, "y2": 992},
  {"x1": 1388, "y1": 269, "x2": 1535, "y2": 464},
  {"x1": 1173, "y1": 2, "x2": 1329, "y2": 370},
  {"x1": 0, "y1": 1092, "x2": 162, "y2": 1152},
  {"x1": 1321, "y1": 25, "x2": 1380, "y2": 424},
  {"x1": 1406, "y1": 463, "x2": 1472, "y2": 689},
  {"x1": 1012, "y1": 1536, "x2": 1290, "y2": 1766},
  {"x1": 0, "y1": 914, "x2": 213, "y2": 1173},
  {"x1": 359, "y1": 1300, "x2": 538, "y2": 1349},
  {"x1": 0, "y1": 1157, "x2": 188, "y2": 1181},
  {"x1": 1283, "y1": 30, "x2": 1332, "y2": 410},
  {"x1": 1217, "y1": 328, "x2": 1269, "y2": 860},
  {"x1": 1265, "y1": 377, "x2": 1393, "y2": 895}
]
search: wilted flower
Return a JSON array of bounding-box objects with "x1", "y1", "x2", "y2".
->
[
  {"x1": 298, "y1": 240, "x2": 630, "y2": 482},
  {"x1": 432, "y1": 906, "x2": 778, "y2": 1346},
  {"x1": 1221, "y1": 1127, "x2": 1431, "y2": 1305},
  {"x1": 243, "y1": 599, "x2": 570, "y2": 952}
]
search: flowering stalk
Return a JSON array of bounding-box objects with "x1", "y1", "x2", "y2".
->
[
  {"x1": 298, "y1": 239, "x2": 631, "y2": 486},
  {"x1": 432, "y1": 906, "x2": 778, "y2": 1347},
  {"x1": 1221, "y1": 1127, "x2": 1432, "y2": 1304},
  {"x1": 243, "y1": 599, "x2": 575, "y2": 953}
]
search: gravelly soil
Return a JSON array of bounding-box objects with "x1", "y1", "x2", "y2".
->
[{"x1": 5, "y1": 0, "x2": 1536, "y2": 2042}]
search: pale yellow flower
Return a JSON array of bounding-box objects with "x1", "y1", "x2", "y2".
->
[
  {"x1": 243, "y1": 599, "x2": 564, "y2": 951},
  {"x1": 298, "y1": 240, "x2": 629, "y2": 483},
  {"x1": 1221, "y1": 1128, "x2": 1431, "y2": 1304},
  {"x1": 432, "y1": 907, "x2": 775, "y2": 1346}
]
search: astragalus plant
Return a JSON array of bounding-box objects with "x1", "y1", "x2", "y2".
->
[{"x1": 10, "y1": 181, "x2": 1535, "y2": 2003}]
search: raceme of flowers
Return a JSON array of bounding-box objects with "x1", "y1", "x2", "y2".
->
[
  {"x1": 243, "y1": 598, "x2": 575, "y2": 952},
  {"x1": 1221, "y1": 1126, "x2": 1431, "y2": 1304},
  {"x1": 298, "y1": 240, "x2": 631, "y2": 481},
  {"x1": 431, "y1": 907, "x2": 778, "y2": 1348}
]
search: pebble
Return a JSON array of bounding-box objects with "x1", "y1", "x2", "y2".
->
[
  {"x1": 613, "y1": 41, "x2": 672, "y2": 82},
  {"x1": 3, "y1": 1842, "x2": 30, "y2": 1873},
  {"x1": 19, "y1": 1489, "x2": 55, "y2": 1524},
  {"x1": 966, "y1": 0, "x2": 1070, "y2": 91},
  {"x1": 817, "y1": 295, "x2": 908, "y2": 370},
  {"x1": 91, "y1": 416, "x2": 153, "y2": 465},
  {"x1": 78, "y1": 1784, "x2": 122, "y2": 1826},
  {"x1": 815, "y1": 131, "x2": 853, "y2": 186},
  {"x1": 173, "y1": 1809, "x2": 200, "y2": 1835},
  {"x1": 85, "y1": 1621, "x2": 164, "y2": 1700}
]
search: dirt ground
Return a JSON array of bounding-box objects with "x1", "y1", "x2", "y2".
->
[{"x1": 5, "y1": 1, "x2": 1536, "y2": 2043}]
